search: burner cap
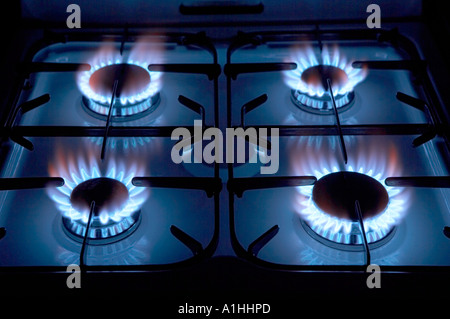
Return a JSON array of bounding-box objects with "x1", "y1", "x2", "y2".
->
[
  {"x1": 301, "y1": 65, "x2": 349, "y2": 92},
  {"x1": 70, "y1": 177, "x2": 129, "y2": 214},
  {"x1": 312, "y1": 171, "x2": 389, "y2": 221},
  {"x1": 89, "y1": 63, "x2": 151, "y2": 99},
  {"x1": 291, "y1": 64, "x2": 355, "y2": 114},
  {"x1": 79, "y1": 62, "x2": 161, "y2": 119}
]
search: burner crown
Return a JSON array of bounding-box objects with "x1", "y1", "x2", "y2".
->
[
  {"x1": 312, "y1": 171, "x2": 389, "y2": 221},
  {"x1": 70, "y1": 177, "x2": 129, "y2": 214}
]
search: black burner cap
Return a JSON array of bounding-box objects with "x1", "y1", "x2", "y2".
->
[
  {"x1": 301, "y1": 65, "x2": 348, "y2": 91},
  {"x1": 70, "y1": 177, "x2": 129, "y2": 215},
  {"x1": 89, "y1": 63, "x2": 150, "y2": 100},
  {"x1": 312, "y1": 171, "x2": 389, "y2": 221}
]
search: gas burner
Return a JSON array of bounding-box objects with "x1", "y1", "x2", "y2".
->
[
  {"x1": 64, "y1": 177, "x2": 140, "y2": 244},
  {"x1": 303, "y1": 171, "x2": 395, "y2": 250},
  {"x1": 290, "y1": 65, "x2": 355, "y2": 114},
  {"x1": 312, "y1": 171, "x2": 389, "y2": 220},
  {"x1": 80, "y1": 63, "x2": 160, "y2": 120},
  {"x1": 297, "y1": 167, "x2": 405, "y2": 250},
  {"x1": 71, "y1": 177, "x2": 129, "y2": 213},
  {"x1": 77, "y1": 45, "x2": 163, "y2": 120},
  {"x1": 284, "y1": 46, "x2": 367, "y2": 114},
  {"x1": 290, "y1": 137, "x2": 409, "y2": 250},
  {"x1": 47, "y1": 151, "x2": 149, "y2": 245}
]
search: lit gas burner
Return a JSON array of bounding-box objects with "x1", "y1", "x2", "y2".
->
[
  {"x1": 284, "y1": 46, "x2": 367, "y2": 114},
  {"x1": 291, "y1": 138, "x2": 409, "y2": 250},
  {"x1": 47, "y1": 149, "x2": 149, "y2": 244},
  {"x1": 298, "y1": 166, "x2": 404, "y2": 249},
  {"x1": 313, "y1": 172, "x2": 389, "y2": 221},
  {"x1": 77, "y1": 43, "x2": 162, "y2": 120}
]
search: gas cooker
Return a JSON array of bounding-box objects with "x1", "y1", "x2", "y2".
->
[{"x1": 1, "y1": 2, "x2": 450, "y2": 303}]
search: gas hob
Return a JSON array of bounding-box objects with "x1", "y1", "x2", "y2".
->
[{"x1": 0, "y1": 11, "x2": 450, "y2": 301}]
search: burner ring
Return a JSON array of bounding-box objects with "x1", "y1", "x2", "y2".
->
[
  {"x1": 291, "y1": 64, "x2": 356, "y2": 114},
  {"x1": 62, "y1": 177, "x2": 141, "y2": 245},
  {"x1": 82, "y1": 93, "x2": 160, "y2": 121},
  {"x1": 291, "y1": 89, "x2": 355, "y2": 115},
  {"x1": 62, "y1": 211, "x2": 141, "y2": 245},
  {"x1": 300, "y1": 218, "x2": 396, "y2": 252}
]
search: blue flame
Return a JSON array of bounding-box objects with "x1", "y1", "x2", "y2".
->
[
  {"x1": 284, "y1": 45, "x2": 367, "y2": 98},
  {"x1": 291, "y1": 137, "x2": 409, "y2": 245},
  {"x1": 77, "y1": 45, "x2": 162, "y2": 112},
  {"x1": 297, "y1": 165, "x2": 405, "y2": 244},
  {"x1": 48, "y1": 152, "x2": 149, "y2": 227}
]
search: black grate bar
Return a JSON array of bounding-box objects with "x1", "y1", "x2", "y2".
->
[
  {"x1": 352, "y1": 60, "x2": 426, "y2": 72},
  {"x1": 9, "y1": 125, "x2": 214, "y2": 137},
  {"x1": 228, "y1": 176, "x2": 316, "y2": 198},
  {"x1": 227, "y1": 33, "x2": 263, "y2": 60},
  {"x1": 385, "y1": 176, "x2": 450, "y2": 188},
  {"x1": 100, "y1": 79, "x2": 119, "y2": 161},
  {"x1": 8, "y1": 123, "x2": 431, "y2": 138},
  {"x1": 241, "y1": 94, "x2": 268, "y2": 127},
  {"x1": 248, "y1": 225, "x2": 279, "y2": 257},
  {"x1": 119, "y1": 26, "x2": 128, "y2": 56},
  {"x1": 18, "y1": 62, "x2": 91, "y2": 75},
  {"x1": 396, "y1": 92, "x2": 437, "y2": 147},
  {"x1": 19, "y1": 94, "x2": 51, "y2": 115},
  {"x1": 12, "y1": 94, "x2": 51, "y2": 120},
  {"x1": 355, "y1": 200, "x2": 371, "y2": 266},
  {"x1": 241, "y1": 28, "x2": 395, "y2": 44},
  {"x1": 179, "y1": 1, "x2": 264, "y2": 15},
  {"x1": 396, "y1": 92, "x2": 427, "y2": 112},
  {"x1": 412, "y1": 127, "x2": 437, "y2": 147},
  {"x1": 170, "y1": 225, "x2": 203, "y2": 256},
  {"x1": 261, "y1": 124, "x2": 431, "y2": 136},
  {"x1": 327, "y1": 78, "x2": 348, "y2": 164},
  {"x1": 7, "y1": 94, "x2": 51, "y2": 151},
  {"x1": 178, "y1": 95, "x2": 205, "y2": 123},
  {"x1": 315, "y1": 24, "x2": 324, "y2": 52},
  {"x1": 148, "y1": 63, "x2": 221, "y2": 80},
  {"x1": 444, "y1": 226, "x2": 450, "y2": 239},
  {"x1": 179, "y1": 32, "x2": 216, "y2": 57},
  {"x1": 132, "y1": 177, "x2": 222, "y2": 198},
  {"x1": 79, "y1": 201, "x2": 95, "y2": 268},
  {"x1": 224, "y1": 62, "x2": 296, "y2": 80},
  {"x1": 0, "y1": 177, "x2": 64, "y2": 191},
  {"x1": 10, "y1": 135, "x2": 34, "y2": 151}
]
